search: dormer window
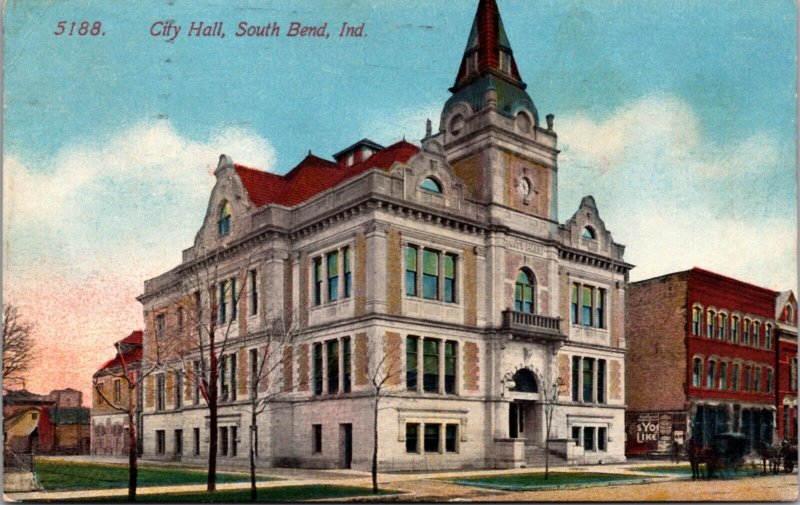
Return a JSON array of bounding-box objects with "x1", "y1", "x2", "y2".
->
[
  {"x1": 420, "y1": 177, "x2": 443, "y2": 194},
  {"x1": 581, "y1": 227, "x2": 596, "y2": 240},
  {"x1": 218, "y1": 201, "x2": 232, "y2": 236}
]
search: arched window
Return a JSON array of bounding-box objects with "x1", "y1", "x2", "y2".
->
[
  {"x1": 218, "y1": 201, "x2": 232, "y2": 236},
  {"x1": 706, "y1": 310, "x2": 716, "y2": 338},
  {"x1": 420, "y1": 177, "x2": 443, "y2": 194},
  {"x1": 692, "y1": 357, "x2": 703, "y2": 387},
  {"x1": 752, "y1": 321, "x2": 761, "y2": 348},
  {"x1": 706, "y1": 360, "x2": 716, "y2": 389},
  {"x1": 719, "y1": 361, "x2": 728, "y2": 390},
  {"x1": 581, "y1": 227, "x2": 596, "y2": 240},
  {"x1": 717, "y1": 313, "x2": 727, "y2": 340},
  {"x1": 743, "y1": 318, "x2": 751, "y2": 345},
  {"x1": 731, "y1": 316, "x2": 740, "y2": 343},
  {"x1": 514, "y1": 270, "x2": 535, "y2": 314},
  {"x1": 692, "y1": 306, "x2": 702, "y2": 335},
  {"x1": 510, "y1": 368, "x2": 538, "y2": 393},
  {"x1": 764, "y1": 324, "x2": 773, "y2": 350},
  {"x1": 785, "y1": 304, "x2": 795, "y2": 323}
]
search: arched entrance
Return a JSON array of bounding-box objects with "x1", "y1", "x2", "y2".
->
[{"x1": 507, "y1": 368, "x2": 540, "y2": 441}]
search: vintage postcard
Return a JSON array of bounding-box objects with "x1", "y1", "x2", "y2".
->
[{"x1": 2, "y1": 0, "x2": 797, "y2": 502}]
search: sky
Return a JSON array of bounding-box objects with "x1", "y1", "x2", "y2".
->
[{"x1": 3, "y1": 0, "x2": 797, "y2": 400}]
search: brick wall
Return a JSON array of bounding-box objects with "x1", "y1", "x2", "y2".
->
[
  {"x1": 609, "y1": 360, "x2": 622, "y2": 401},
  {"x1": 611, "y1": 285, "x2": 624, "y2": 348},
  {"x1": 386, "y1": 228, "x2": 402, "y2": 315},
  {"x1": 355, "y1": 332, "x2": 368, "y2": 386},
  {"x1": 237, "y1": 270, "x2": 248, "y2": 335},
  {"x1": 626, "y1": 273, "x2": 689, "y2": 412},
  {"x1": 283, "y1": 345, "x2": 294, "y2": 392},
  {"x1": 450, "y1": 153, "x2": 486, "y2": 201},
  {"x1": 354, "y1": 232, "x2": 367, "y2": 316},
  {"x1": 384, "y1": 332, "x2": 403, "y2": 387},
  {"x1": 501, "y1": 152, "x2": 551, "y2": 219},
  {"x1": 184, "y1": 365, "x2": 193, "y2": 402},
  {"x1": 464, "y1": 247, "x2": 477, "y2": 326},
  {"x1": 297, "y1": 343, "x2": 309, "y2": 392},
  {"x1": 237, "y1": 347, "x2": 247, "y2": 398},
  {"x1": 463, "y1": 341, "x2": 480, "y2": 392},
  {"x1": 165, "y1": 372, "x2": 175, "y2": 408},
  {"x1": 144, "y1": 375, "x2": 155, "y2": 409}
]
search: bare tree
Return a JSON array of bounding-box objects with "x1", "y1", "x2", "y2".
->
[
  {"x1": 244, "y1": 314, "x2": 295, "y2": 501},
  {"x1": 3, "y1": 303, "x2": 35, "y2": 389},
  {"x1": 365, "y1": 333, "x2": 404, "y2": 494},
  {"x1": 540, "y1": 371, "x2": 565, "y2": 480},
  {"x1": 152, "y1": 250, "x2": 256, "y2": 492},
  {"x1": 93, "y1": 342, "x2": 158, "y2": 501}
]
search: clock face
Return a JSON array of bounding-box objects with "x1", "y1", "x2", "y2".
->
[{"x1": 518, "y1": 178, "x2": 531, "y2": 198}]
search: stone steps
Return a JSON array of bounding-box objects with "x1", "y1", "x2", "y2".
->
[{"x1": 524, "y1": 445, "x2": 569, "y2": 468}]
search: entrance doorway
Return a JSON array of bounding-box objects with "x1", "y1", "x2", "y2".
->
[
  {"x1": 339, "y1": 423, "x2": 353, "y2": 469},
  {"x1": 509, "y1": 402, "x2": 535, "y2": 439}
]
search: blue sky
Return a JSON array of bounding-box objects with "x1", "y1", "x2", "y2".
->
[{"x1": 3, "y1": 0, "x2": 796, "y2": 395}]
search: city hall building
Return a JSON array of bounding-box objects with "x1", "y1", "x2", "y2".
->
[{"x1": 138, "y1": 0, "x2": 631, "y2": 470}]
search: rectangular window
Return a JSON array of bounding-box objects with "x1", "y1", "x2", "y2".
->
[
  {"x1": 597, "y1": 359, "x2": 606, "y2": 404},
  {"x1": 731, "y1": 363, "x2": 740, "y2": 391},
  {"x1": 706, "y1": 361, "x2": 716, "y2": 389},
  {"x1": 250, "y1": 270, "x2": 258, "y2": 315},
  {"x1": 343, "y1": 337, "x2": 352, "y2": 393},
  {"x1": 571, "y1": 285, "x2": 579, "y2": 324},
  {"x1": 327, "y1": 251, "x2": 339, "y2": 302},
  {"x1": 313, "y1": 258, "x2": 323, "y2": 306},
  {"x1": 175, "y1": 374, "x2": 183, "y2": 409},
  {"x1": 220, "y1": 356, "x2": 229, "y2": 401},
  {"x1": 444, "y1": 341, "x2": 457, "y2": 394},
  {"x1": 193, "y1": 428, "x2": 200, "y2": 456},
  {"x1": 584, "y1": 427, "x2": 595, "y2": 451},
  {"x1": 582, "y1": 287, "x2": 593, "y2": 326},
  {"x1": 313, "y1": 343, "x2": 323, "y2": 395},
  {"x1": 595, "y1": 289, "x2": 605, "y2": 328},
  {"x1": 343, "y1": 247, "x2": 352, "y2": 298},
  {"x1": 598, "y1": 427, "x2": 607, "y2": 451},
  {"x1": 231, "y1": 426, "x2": 238, "y2": 457},
  {"x1": 156, "y1": 374, "x2": 166, "y2": 411},
  {"x1": 445, "y1": 424, "x2": 458, "y2": 453},
  {"x1": 405, "y1": 246, "x2": 418, "y2": 297},
  {"x1": 220, "y1": 427, "x2": 229, "y2": 456},
  {"x1": 582, "y1": 358, "x2": 594, "y2": 403},
  {"x1": 406, "y1": 423, "x2": 420, "y2": 453},
  {"x1": 229, "y1": 353, "x2": 237, "y2": 401},
  {"x1": 422, "y1": 250, "x2": 439, "y2": 300},
  {"x1": 174, "y1": 429, "x2": 183, "y2": 455},
  {"x1": 218, "y1": 281, "x2": 227, "y2": 324},
  {"x1": 230, "y1": 277, "x2": 238, "y2": 320},
  {"x1": 423, "y1": 339, "x2": 440, "y2": 393},
  {"x1": 407, "y1": 336, "x2": 419, "y2": 391},
  {"x1": 327, "y1": 339, "x2": 339, "y2": 394},
  {"x1": 250, "y1": 349, "x2": 258, "y2": 397},
  {"x1": 156, "y1": 314, "x2": 166, "y2": 341},
  {"x1": 572, "y1": 426, "x2": 581, "y2": 445},
  {"x1": 156, "y1": 430, "x2": 165, "y2": 455},
  {"x1": 754, "y1": 366, "x2": 761, "y2": 392},
  {"x1": 719, "y1": 362, "x2": 727, "y2": 390},
  {"x1": 424, "y1": 424, "x2": 440, "y2": 453},
  {"x1": 312, "y1": 424, "x2": 322, "y2": 453},
  {"x1": 572, "y1": 356, "x2": 580, "y2": 401},
  {"x1": 444, "y1": 254, "x2": 456, "y2": 303}
]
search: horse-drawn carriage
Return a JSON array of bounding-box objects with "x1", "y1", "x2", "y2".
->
[{"x1": 686, "y1": 433, "x2": 747, "y2": 479}]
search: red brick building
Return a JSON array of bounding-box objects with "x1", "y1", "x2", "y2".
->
[
  {"x1": 626, "y1": 268, "x2": 784, "y2": 457},
  {"x1": 775, "y1": 291, "x2": 797, "y2": 441}
]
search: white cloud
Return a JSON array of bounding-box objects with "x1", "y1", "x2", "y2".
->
[{"x1": 557, "y1": 95, "x2": 796, "y2": 292}]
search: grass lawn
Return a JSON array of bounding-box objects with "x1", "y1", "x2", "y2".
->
[
  {"x1": 35, "y1": 459, "x2": 273, "y2": 491},
  {"x1": 630, "y1": 464, "x2": 774, "y2": 479},
  {"x1": 46, "y1": 485, "x2": 396, "y2": 502},
  {"x1": 450, "y1": 472, "x2": 649, "y2": 491}
]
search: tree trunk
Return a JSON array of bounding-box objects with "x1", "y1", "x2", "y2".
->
[
  {"x1": 250, "y1": 406, "x2": 257, "y2": 501},
  {"x1": 207, "y1": 348, "x2": 219, "y2": 492},
  {"x1": 544, "y1": 408, "x2": 551, "y2": 480},
  {"x1": 372, "y1": 395, "x2": 379, "y2": 494},
  {"x1": 128, "y1": 408, "x2": 138, "y2": 501}
]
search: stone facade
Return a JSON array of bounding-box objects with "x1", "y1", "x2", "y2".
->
[{"x1": 137, "y1": 0, "x2": 631, "y2": 470}]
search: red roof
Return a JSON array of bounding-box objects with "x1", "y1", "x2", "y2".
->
[
  {"x1": 96, "y1": 330, "x2": 143, "y2": 374},
  {"x1": 235, "y1": 140, "x2": 420, "y2": 208}
]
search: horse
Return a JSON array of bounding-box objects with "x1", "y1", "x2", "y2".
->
[{"x1": 686, "y1": 436, "x2": 717, "y2": 479}]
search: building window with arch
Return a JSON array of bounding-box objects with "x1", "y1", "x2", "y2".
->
[
  {"x1": 785, "y1": 304, "x2": 795, "y2": 323},
  {"x1": 754, "y1": 366, "x2": 762, "y2": 392},
  {"x1": 717, "y1": 313, "x2": 727, "y2": 340},
  {"x1": 731, "y1": 315, "x2": 740, "y2": 343},
  {"x1": 764, "y1": 323, "x2": 772, "y2": 350},
  {"x1": 420, "y1": 177, "x2": 443, "y2": 194},
  {"x1": 514, "y1": 270, "x2": 535, "y2": 313},
  {"x1": 218, "y1": 201, "x2": 232, "y2": 236},
  {"x1": 752, "y1": 321, "x2": 760, "y2": 348},
  {"x1": 692, "y1": 306, "x2": 702, "y2": 335},
  {"x1": 581, "y1": 226, "x2": 596, "y2": 240},
  {"x1": 743, "y1": 365, "x2": 751, "y2": 391},
  {"x1": 692, "y1": 357, "x2": 703, "y2": 387},
  {"x1": 731, "y1": 363, "x2": 740, "y2": 391},
  {"x1": 706, "y1": 310, "x2": 715, "y2": 339},
  {"x1": 706, "y1": 360, "x2": 716, "y2": 389},
  {"x1": 718, "y1": 362, "x2": 727, "y2": 390},
  {"x1": 743, "y1": 318, "x2": 751, "y2": 345}
]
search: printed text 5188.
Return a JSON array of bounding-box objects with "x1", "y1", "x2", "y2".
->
[{"x1": 54, "y1": 21, "x2": 104, "y2": 36}]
